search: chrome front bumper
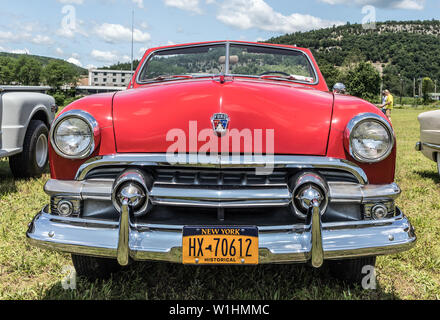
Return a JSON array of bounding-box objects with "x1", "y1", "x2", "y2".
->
[
  {"x1": 27, "y1": 206, "x2": 416, "y2": 264},
  {"x1": 28, "y1": 154, "x2": 416, "y2": 265}
]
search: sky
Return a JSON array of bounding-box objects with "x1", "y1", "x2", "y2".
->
[{"x1": 0, "y1": 0, "x2": 439, "y2": 69}]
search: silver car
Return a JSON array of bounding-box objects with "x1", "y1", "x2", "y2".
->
[
  {"x1": 0, "y1": 86, "x2": 56, "y2": 178},
  {"x1": 416, "y1": 109, "x2": 440, "y2": 177}
]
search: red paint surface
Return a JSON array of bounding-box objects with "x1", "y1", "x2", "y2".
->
[
  {"x1": 113, "y1": 78, "x2": 333, "y2": 155},
  {"x1": 50, "y1": 41, "x2": 396, "y2": 184}
]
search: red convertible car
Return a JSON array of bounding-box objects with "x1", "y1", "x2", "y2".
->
[{"x1": 27, "y1": 41, "x2": 416, "y2": 283}]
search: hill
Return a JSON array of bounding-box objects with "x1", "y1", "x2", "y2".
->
[
  {"x1": 0, "y1": 52, "x2": 87, "y2": 75},
  {"x1": 267, "y1": 20, "x2": 440, "y2": 96},
  {"x1": 100, "y1": 61, "x2": 140, "y2": 71}
]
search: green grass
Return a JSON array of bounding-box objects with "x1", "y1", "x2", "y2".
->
[{"x1": 1, "y1": 108, "x2": 440, "y2": 300}]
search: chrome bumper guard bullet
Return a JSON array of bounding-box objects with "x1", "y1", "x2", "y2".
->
[{"x1": 27, "y1": 205, "x2": 416, "y2": 265}]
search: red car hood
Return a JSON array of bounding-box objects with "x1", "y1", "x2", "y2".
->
[{"x1": 113, "y1": 78, "x2": 334, "y2": 155}]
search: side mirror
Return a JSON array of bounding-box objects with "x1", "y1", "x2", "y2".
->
[{"x1": 333, "y1": 83, "x2": 346, "y2": 94}]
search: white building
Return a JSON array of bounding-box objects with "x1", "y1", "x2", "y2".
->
[{"x1": 88, "y1": 69, "x2": 135, "y2": 87}]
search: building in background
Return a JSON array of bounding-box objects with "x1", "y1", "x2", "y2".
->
[
  {"x1": 88, "y1": 69, "x2": 134, "y2": 87},
  {"x1": 429, "y1": 93, "x2": 440, "y2": 101}
]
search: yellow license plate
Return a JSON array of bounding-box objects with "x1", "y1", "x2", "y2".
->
[{"x1": 182, "y1": 226, "x2": 259, "y2": 265}]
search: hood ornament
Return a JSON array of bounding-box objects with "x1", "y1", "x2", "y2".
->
[{"x1": 211, "y1": 113, "x2": 230, "y2": 136}]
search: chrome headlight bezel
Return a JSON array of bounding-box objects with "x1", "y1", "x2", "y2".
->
[
  {"x1": 50, "y1": 110, "x2": 100, "y2": 160},
  {"x1": 345, "y1": 113, "x2": 395, "y2": 163}
]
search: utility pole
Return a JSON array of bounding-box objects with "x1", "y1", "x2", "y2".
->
[
  {"x1": 131, "y1": 9, "x2": 134, "y2": 74},
  {"x1": 413, "y1": 78, "x2": 416, "y2": 98},
  {"x1": 399, "y1": 73, "x2": 402, "y2": 105}
]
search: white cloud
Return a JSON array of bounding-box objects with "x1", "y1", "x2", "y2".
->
[
  {"x1": 56, "y1": 48, "x2": 64, "y2": 55},
  {"x1": 216, "y1": 0, "x2": 343, "y2": 33},
  {"x1": 138, "y1": 47, "x2": 149, "y2": 58},
  {"x1": 6, "y1": 48, "x2": 31, "y2": 54},
  {"x1": 85, "y1": 64, "x2": 97, "y2": 70},
  {"x1": 32, "y1": 35, "x2": 53, "y2": 45},
  {"x1": 56, "y1": 0, "x2": 84, "y2": 4},
  {"x1": 393, "y1": 0, "x2": 424, "y2": 10},
  {"x1": 0, "y1": 31, "x2": 14, "y2": 41},
  {"x1": 56, "y1": 18, "x2": 88, "y2": 39},
  {"x1": 0, "y1": 45, "x2": 30, "y2": 54},
  {"x1": 67, "y1": 56, "x2": 83, "y2": 67},
  {"x1": 163, "y1": 0, "x2": 203, "y2": 14},
  {"x1": 91, "y1": 49, "x2": 119, "y2": 62},
  {"x1": 320, "y1": 0, "x2": 425, "y2": 10},
  {"x1": 133, "y1": 0, "x2": 144, "y2": 8},
  {"x1": 94, "y1": 23, "x2": 151, "y2": 43}
]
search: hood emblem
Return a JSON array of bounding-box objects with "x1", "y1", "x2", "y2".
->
[{"x1": 211, "y1": 113, "x2": 230, "y2": 136}]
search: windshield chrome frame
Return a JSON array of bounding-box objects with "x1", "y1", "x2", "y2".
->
[{"x1": 135, "y1": 41, "x2": 319, "y2": 86}]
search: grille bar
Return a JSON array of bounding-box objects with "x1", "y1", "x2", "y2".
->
[
  {"x1": 149, "y1": 184, "x2": 292, "y2": 208},
  {"x1": 76, "y1": 154, "x2": 368, "y2": 184},
  {"x1": 155, "y1": 169, "x2": 287, "y2": 186}
]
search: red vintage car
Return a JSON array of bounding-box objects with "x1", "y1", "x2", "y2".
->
[{"x1": 27, "y1": 41, "x2": 416, "y2": 283}]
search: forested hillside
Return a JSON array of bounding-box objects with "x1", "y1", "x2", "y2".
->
[
  {"x1": 0, "y1": 52, "x2": 86, "y2": 87},
  {"x1": 268, "y1": 20, "x2": 440, "y2": 97}
]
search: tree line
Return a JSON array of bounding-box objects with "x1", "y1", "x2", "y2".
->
[
  {"x1": 268, "y1": 20, "x2": 440, "y2": 103},
  {"x1": 0, "y1": 55, "x2": 83, "y2": 89}
]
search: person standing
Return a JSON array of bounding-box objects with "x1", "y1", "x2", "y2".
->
[
  {"x1": 381, "y1": 89, "x2": 393, "y2": 123},
  {"x1": 381, "y1": 90, "x2": 387, "y2": 115}
]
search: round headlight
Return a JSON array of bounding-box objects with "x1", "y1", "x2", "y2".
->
[
  {"x1": 51, "y1": 110, "x2": 99, "y2": 159},
  {"x1": 346, "y1": 113, "x2": 394, "y2": 163}
]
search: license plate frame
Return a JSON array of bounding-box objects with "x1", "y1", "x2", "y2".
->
[{"x1": 182, "y1": 226, "x2": 259, "y2": 265}]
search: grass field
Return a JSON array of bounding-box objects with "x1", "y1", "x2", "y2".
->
[{"x1": 1, "y1": 108, "x2": 439, "y2": 300}]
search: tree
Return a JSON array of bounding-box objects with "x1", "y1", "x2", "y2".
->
[
  {"x1": 42, "y1": 60, "x2": 78, "y2": 89},
  {"x1": 0, "y1": 57, "x2": 16, "y2": 85},
  {"x1": 344, "y1": 62, "x2": 381, "y2": 101},
  {"x1": 319, "y1": 61, "x2": 341, "y2": 90},
  {"x1": 15, "y1": 56, "x2": 42, "y2": 85},
  {"x1": 422, "y1": 77, "x2": 435, "y2": 103}
]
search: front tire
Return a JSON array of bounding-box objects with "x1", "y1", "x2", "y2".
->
[
  {"x1": 328, "y1": 256, "x2": 376, "y2": 285},
  {"x1": 71, "y1": 255, "x2": 122, "y2": 280},
  {"x1": 9, "y1": 120, "x2": 49, "y2": 179}
]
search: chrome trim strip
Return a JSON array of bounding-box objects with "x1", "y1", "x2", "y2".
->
[
  {"x1": 27, "y1": 207, "x2": 416, "y2": 264},
  {"x1": 44, "y1": 179, "x2": 113, "y2": 201},
  {"x1": 43, "y1": 179, "x2": 400, "y2": 207},
  {"x1": 74, "y1": 154, "x2": 369, "y2": 185},
  {"x1": 421, "y1": 142, "x2": 440, "y2": 151},
  {"x1": 328, "y1": 182, "x2": 401, "y2": 203},
  {"x1": 149, "y1": 184, "x2": 292, "y2": 208},
  {"x1": 225, "y1": 41, "x2": 230, "y2": 74},
  {"x1": 135, "y1": 41, "x2": 319, "y2": 86}
]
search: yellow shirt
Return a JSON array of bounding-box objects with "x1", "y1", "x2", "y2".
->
[{"x1": 385, "y1": 94, "x2": 394, "y2": 110}]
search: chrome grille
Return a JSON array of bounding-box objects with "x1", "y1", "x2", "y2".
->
[
  {"x1": 155, "y1": 169, "x2": 287, "y2": 186},
  {"x1": 84, "y1": 167, "x2": 360, "y2": 185}
]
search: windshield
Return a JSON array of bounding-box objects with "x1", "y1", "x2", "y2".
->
[
  {"x1": 138, "y1": 44, "x2": 226, "y2": 81},
  {"x1": 138, "y1": 43, "x2": 316, "y2": 84},
  {"x1": 229, "y1": 44, "x2": 316, "y2": 82}
]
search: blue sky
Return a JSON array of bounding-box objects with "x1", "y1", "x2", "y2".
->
[{"x1": 0, "y1": 0, "x2": 438, "y2": 68}]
